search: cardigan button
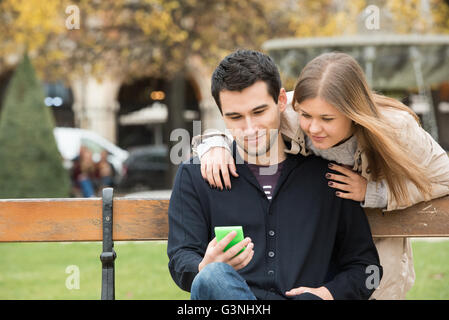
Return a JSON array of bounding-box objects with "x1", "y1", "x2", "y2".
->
[
  {"x1": 268, "y1": 230, "x2": 275, "y2": 237},
  {"x1": 268, "y1": 251, "x2": 275, "y2": 258}
]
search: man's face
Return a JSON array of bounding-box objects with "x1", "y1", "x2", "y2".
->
[{"x1": 220, "y1": 81, "x2": 286, "y2": 159}]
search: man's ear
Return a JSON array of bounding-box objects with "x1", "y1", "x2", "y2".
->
[{"x1": 278, "y1": 88, "x2": 287, "y2": 112}]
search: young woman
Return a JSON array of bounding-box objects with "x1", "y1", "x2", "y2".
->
[{"x1": 192, "y1": 52, "x2": 449, "y2": 300}]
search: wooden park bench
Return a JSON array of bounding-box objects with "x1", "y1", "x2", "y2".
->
[{"x1": 0, "y1": 187, "x2": 448, "y2": 300}]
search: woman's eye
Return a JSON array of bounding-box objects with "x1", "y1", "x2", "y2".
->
[
  {"x1": 301, "y1": 113, "x2": 311, "y2": 118},
  {"x1": 322, "y1": 118, "x2": 334, "y2": 122}
]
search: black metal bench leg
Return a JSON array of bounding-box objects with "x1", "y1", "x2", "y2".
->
[{"x1": 100, "y1": 187, "x2": 116, "y2": 300}]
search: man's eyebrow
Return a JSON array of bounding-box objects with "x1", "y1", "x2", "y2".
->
[
  {"x1": 253, "y1": 104, "x2": 268, "y2": 111},
  {"x1": 224, "y1": 111, "x2": 242, "y2": 117},
  {"x1": 224, "y1": 104, "x2": 269, "y2": 117}
]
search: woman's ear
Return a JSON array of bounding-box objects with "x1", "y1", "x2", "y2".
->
[{"x1": 278, "y1": 88, "x2": 287, "y2": 112}]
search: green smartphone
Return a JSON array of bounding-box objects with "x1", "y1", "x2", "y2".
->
[{"x1": 214, "y1": 226, "x2": 245, "y2": 255}]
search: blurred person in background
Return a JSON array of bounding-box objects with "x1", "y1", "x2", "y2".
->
[
  {"x1": 71, "y1": 145, "x2": 96, "y2": 197},
  {"x1": 95, "y1": 149, "x2": 115, "y2": 191}
]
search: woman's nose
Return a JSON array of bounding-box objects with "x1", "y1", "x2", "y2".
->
[{"x1": 309, "y1": 120, "x2": 322, "y2": 134}]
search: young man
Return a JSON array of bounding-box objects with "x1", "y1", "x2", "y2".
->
[{"x1": 167, "y1": 49, "x2": 382, "y2": 300}]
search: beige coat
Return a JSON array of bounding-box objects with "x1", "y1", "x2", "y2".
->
[{"x1": 278, "y1": 101, "x2": 449, "y2": 300}]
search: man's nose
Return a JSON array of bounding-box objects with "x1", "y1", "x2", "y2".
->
[{"x1": 243, "y1": 117, "x2": 257, "y2": 136}]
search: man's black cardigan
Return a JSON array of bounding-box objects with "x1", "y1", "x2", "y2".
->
[{"x1": 167, "y1": 145, "x2": 382, "y2": 300}]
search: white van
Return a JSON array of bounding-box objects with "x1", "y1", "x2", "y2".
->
[{"x1": 53, "y1": 127, "x2": 129, "y2": 177}]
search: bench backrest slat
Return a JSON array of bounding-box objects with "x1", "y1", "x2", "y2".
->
[
  {"x1": 0, "y1": 198, "x2": 169, "y2": 242},
  {"x1": 0, "y1": 195, "x2": 448, "y2": 242},
  {"x1": 365, "y1": 195, "x2": 449, "y2": 237}
]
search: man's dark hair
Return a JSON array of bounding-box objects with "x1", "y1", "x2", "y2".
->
[{"x1": 211, "y1": 49, "x2": 282, "y2": 113}]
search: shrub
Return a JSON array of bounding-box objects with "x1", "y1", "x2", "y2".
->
[{"x1": 0, "y1": 54, "x2": 71, "y2": 198}]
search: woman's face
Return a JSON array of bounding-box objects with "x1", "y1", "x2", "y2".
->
[{"x1": 297, "y1": 97, "x2": 354, "y2": 150}]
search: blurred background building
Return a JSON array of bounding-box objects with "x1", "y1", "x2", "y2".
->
[{"x1": 0, "y1": 0, "x2": 448, "y2": 194}]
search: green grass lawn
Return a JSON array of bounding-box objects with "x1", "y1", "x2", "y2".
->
[
  {"x1": 0, "y1": 240, "x2": 447, "y2": 300},
  {"x1": 406, "y1": 239, "x2": 449, "y2": 299}
]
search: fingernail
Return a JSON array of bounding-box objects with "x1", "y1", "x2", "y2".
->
[
  {"x1": 328, "y1": 181, "x2": 333, "y2": 186},
  {"x1": 328, "y1": 163, "x2": 333, "y2": 168},
  {"x1": 325, "y1": 173, "x2": 331, "y2": 178},
  {"x1": 336, "y1": 191, "x2": 340, "y2": 196}
]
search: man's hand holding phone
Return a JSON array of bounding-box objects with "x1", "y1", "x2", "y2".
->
[{"x1": 198, "y1": 230, "x2": 254, "y2": 272}]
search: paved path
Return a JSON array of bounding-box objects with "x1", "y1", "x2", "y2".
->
[{"x1": 123, "y1": 189, "x2": 172, "y2": 199}]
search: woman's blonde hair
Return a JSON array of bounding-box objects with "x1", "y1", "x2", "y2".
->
[{"x1": 292, "y1": 52, "x2": 432, "y2": 206}]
